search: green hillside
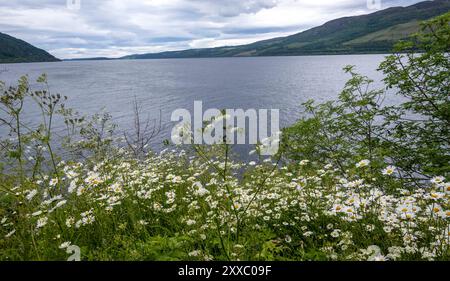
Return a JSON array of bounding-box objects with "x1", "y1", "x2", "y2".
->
[
  {"x1": 0, "y1": 32, "x2": 59, "y2": 64},
  {"x1": 123, "y1": 0, "x2": 450, "y2": 59},
  {"x1": 343, "y1": 20, "x2": 421, "y2": 45}
]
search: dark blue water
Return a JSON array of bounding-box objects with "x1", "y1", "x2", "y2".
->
[{"x1": 0, "y1": 55, "x2": 394, "y2": 158}]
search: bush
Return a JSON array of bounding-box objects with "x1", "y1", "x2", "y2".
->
[{"x1": 282, "y1": 12, "x2": 450, "y2": 185}]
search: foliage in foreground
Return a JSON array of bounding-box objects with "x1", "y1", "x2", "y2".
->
[
  {"x1": 0, "y1": 13, "x2": 449, "y2": 261},
  {"x1": 1, "y1": 149, "x2": 449, "y2": 261}
]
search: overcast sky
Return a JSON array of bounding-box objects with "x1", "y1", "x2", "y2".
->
[{"x1": 0, "y1": 0, "x2": 425, "y2": 59}]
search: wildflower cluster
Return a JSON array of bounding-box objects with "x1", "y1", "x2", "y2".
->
[{"x1": 1, "y1": 149, "x2": 448, "y2": 261}]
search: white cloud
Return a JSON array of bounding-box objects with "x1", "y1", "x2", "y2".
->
[{"x1": 0, "y1": 0, "x2": 424, "y2": 59}]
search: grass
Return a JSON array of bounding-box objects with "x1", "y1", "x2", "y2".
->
[
  {"x1": 0, "y1": 148, "x2": 449, "y2": 261},
  {"x1": 344, "y1": 20, "x2": 421, "y2": 45}
]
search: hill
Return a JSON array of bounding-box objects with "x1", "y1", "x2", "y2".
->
[
  {"x1": 0, "y1": 32, "x2": 59, "y2": 63},
  {"x1": 122, "y1": 0, "x2": 450, "y2": 59}
]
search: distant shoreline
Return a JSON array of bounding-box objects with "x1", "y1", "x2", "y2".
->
[
  {"x1": 0, "y1": 52, "x2": 396, "y2": 66},
  {"x1": 62, "y1": 51, "x2": 396, "y2": 62}
]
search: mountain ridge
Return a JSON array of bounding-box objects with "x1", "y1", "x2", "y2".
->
[
  {"x1": 0, "y1": 32, "x2": 59, "y2": 64},
  {"x1": 121, "y1": 0, "x2": 450, "y2": 60},
  {"x1": 2, "y1": 0, "x2": 449, "y2": 63}
]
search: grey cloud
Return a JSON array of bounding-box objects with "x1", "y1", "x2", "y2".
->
[
  {"x1": 190, "y1": 0, "x2": 281, "y2": 17},
  {"x1": 0, "y1": 0, "x2": 426, "y2": 59}
]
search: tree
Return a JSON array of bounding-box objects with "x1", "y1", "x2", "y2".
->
[{"x1": 282, "y1": 12, "x2": 450, "y2": 184}]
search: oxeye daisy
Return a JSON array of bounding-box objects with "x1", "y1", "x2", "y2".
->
[
  {"x1": 443, "y1": 183, "x2": 450, "y2": 194},
  {"x1": 59, "y1": 242, "x2": 71, "y2": 249},
  {"x1": 356, "y1": 159, "x2": 370, "y2": 168},
  {"x1": 426, "y1": 204, "x2": 443, "y2": 216},
  {"x1": 49, "y1": 178, "x2": 59, "y2": 187},
  {"x1": 300, "y1": 160, "x2": 310, "y2": 166},
  {"x1": 428, "y1": 192, "x2": 445, "y2": 200},
  {"x1": 26, "y1": 189, "x2": 38, "y2": 201},
  {"x1": 441, "y1": 210, "x2": 450, "y2": 219},
  {"x1": 186, "y1": 219, "x2": 196, "y2": 226},
  {"x1": 382, "y1": 166, "x2": 396, "y2": 176},
  {"x1": 36, "y1": 217, "x2": 48, "y2": 229},
  {"x1": 430, "y1": 176, "x2": 445, "y2": 185},
  {"x1": 233, "y1": 202, "x2": 242, "y2": 210}
]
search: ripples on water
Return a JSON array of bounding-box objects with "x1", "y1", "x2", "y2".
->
[{"x1": 0, "y1": 55, "x2": 396, "y2": 159}]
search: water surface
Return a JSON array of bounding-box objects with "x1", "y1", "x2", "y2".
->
[{"x1": 0, "y1": 55, "x2": 394, "y2": 157}]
